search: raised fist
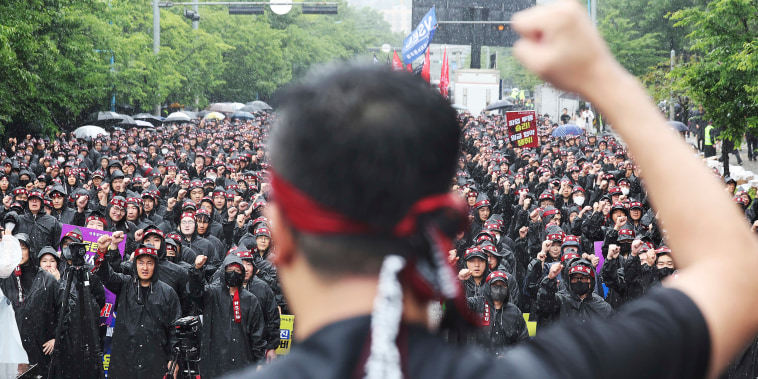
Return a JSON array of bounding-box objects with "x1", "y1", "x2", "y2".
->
[
  {"x1": 195, "y1": 255, "x2": 208, "y2": 269},
  {"x1": 548, "y1": 263, "x2": 563, "y2": 280}
]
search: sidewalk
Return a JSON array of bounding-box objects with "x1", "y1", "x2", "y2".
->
[{"x1": 684, "y1": 135, "x2": 758, "y2": 188}]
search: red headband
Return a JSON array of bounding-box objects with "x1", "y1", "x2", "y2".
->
[{"x1": 270, "y1": 170, "x2": 467, "y2": 237}]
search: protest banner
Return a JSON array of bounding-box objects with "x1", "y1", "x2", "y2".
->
[
  {"x1": 506, "y1": 111, "x2": 538, "y2": 148},
  {"x1": 276, "y1": 315, "x2": 295, "y2": 355}
]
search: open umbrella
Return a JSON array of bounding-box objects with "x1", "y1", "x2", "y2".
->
[
  {"x1": 133, "y1": 120, "x2": 154, "y2": 128},
  {"x1": 196, "y1": 110, "x2": 211, "y2": 118},
  {"x1": 133, "y1": 113, "x2": 163, "y2": 127},
  {"x1": 73, "y1": 125, "x2": 109, "y2": 139},
  {"x1": 87, "y1": 111, "x2": 131, "y2": 126},
  {"x1": 114, "y1": 115, "x2": 137, "y2": 127},
  {"x1": 244, "y1": 100, "x2": 273, "y2": 112},
  {"x1": 230, "y1": 111, "x2": 256, "y2": 120},
  {"x1": 485, "y1": 99, "x2": 516, "y2": 112},
  {"x1": 207, "y1": 103, "x2": 238, "y2": 113},
  {"x1": 165, "y1": 111, "x2": 192, "y2": 122},
  {"x1": 203, "y1": 112, "x2": 225, "y2": 120},
  {"x1": 552, "y1": 124, "x2": 584, "y2": 137},
  {"x1": 668, "y1": 121, "x2": 689, "y2": 132}
]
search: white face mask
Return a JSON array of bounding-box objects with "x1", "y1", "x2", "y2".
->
[
  {"x1": 57, "y1": 157, "x2": 65, "y2": 163},
  {"x1": 495, "y1": 234, "x2": 501, "y2": 243},
  {"x1": 574, "y1": 196, "x2": 585, "y2": 206},
  {"x1": 621, "y1": 188, "x2": 630, "y2": 196},
  {"x1": 207, "y1": 174, "x2": 217, "y2": 181},
  {"x1": 161, "y1": 148, "x2": 169, "y2": 155}
]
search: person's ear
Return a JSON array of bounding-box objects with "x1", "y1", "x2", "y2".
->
[{"x1": 265, "y1": 203, "x2": 295, "y2": 267}]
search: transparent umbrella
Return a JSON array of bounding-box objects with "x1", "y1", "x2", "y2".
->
[{"x1": 73, "y1": 125, "x2": 109, "y2": 139}]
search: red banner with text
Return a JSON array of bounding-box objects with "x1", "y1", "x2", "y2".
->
[{"x1": 506, "y1": 111, "x2": 538, "y2": 148}]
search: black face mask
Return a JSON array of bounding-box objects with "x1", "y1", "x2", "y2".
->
[
  {"x1": 18, "y1": 179, "x2": 29, "y2": 187},
  {"x1": 570, "y1": 281, "x2": 591, "y2": 296},
  {"x1": 224, "y1": 270, "x2": 244, "y2": 288},
  {"x1": 659, "y1": 267, "x2": 675, "y2": 279},
  {"x1": 490, "y1": 285, "x2": 509, "y2": 302},
  {"x1": 166, "y1": 252, "x2": 179, "y2": 263},
  {"x1": 620, "y1": 243, "x2": 631, "y2": 255}
]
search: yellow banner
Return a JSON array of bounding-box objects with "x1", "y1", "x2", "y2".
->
[
  {"x1": 276, "y1": 314, "x2": 295, "y2": 355},
  {"x1": 522, "y1": 313, "x2": 537, "y2": 337}
]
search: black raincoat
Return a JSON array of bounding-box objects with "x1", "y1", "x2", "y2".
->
[
  {"x1": 17, "y1": 210, "x2": 62, "y2": 255},
  {"x1": 466, "y1": 278, "x2": 528, "y2": 354},
  {"x1": 96, "y1": 259, "x2": 181, "y2": 379},
  {"x1": 0, "y1": 263, "x2": 60, "y2": 372},
  {"x1": 535, "y1": 273, "x2": 613, "y2": 326},
  {"x1": 189, "y1": 254, "x2": 266, "y2": 378}
]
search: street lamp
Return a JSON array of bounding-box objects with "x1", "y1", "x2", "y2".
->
[{"x1": 270, "y1": 0, "x2": 292, "y2": 15}]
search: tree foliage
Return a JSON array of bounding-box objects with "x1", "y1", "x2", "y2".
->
[
  {"x1": 0, "y1": 0, "x2": 114, "y2": 135},
  {"x1": 0, "y1": 0, "x2": 401, "y2": 134},
  {"x1": 671, "y1": 0, "x2": 758, "y2": 143}
]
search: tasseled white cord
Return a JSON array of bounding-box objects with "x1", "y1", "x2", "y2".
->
[
  {"x1": 427, "y1": 227, "x2": 460, "y2": 300},
  {"x1": 364, "y1": 254, "x2": 406, "y2": 379}
]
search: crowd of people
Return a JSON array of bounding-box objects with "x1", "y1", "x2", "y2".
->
[
  {"x1": 0, "y1": 92, "x2": 755, "y2": 377},
  {"x1": 0, "y1": 85, "x2": 757, "y2": 377},
  {"x1": 0, "y1": 117, "x2": 284, "y2": 378}
]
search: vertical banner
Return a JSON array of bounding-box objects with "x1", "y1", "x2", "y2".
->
[
  {"x1": 276, "y1": 315, "x2": 295, "y2": 356},
  {"x1": 506, "y1": 111, "x2": 538, "y2": 148},
  {"x1": 60, "y1": 224, "x2": 125, "y2": 378}
]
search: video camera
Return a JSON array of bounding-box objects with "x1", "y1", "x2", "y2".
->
[
  {"x1": 63, "y1": 242, "x2": 88, "y2": 267},
  {"x1": 172, "y1": 316, "x2": 200, "y2": 340}
]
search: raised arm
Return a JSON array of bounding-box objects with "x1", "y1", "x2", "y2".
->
[{"x1": 512, "y1": 1, "x2": 758, "y2": 376}]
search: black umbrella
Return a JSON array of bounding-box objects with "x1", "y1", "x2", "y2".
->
[
  {"x1": 485, "y1": 99, "x2": 516, "y2": 112},
  {"x1": 86, "y1": 111, "x2": 128, "y2": 126},
  {"x1": 667, "y1": 121, "x2": 689, "y2": 132},
  {"x1": 114, "y1": 115, "x2": 137, "y2": 127},
  {"x1": 133, "y1": 113, "x2": 164, "y2": 127}
]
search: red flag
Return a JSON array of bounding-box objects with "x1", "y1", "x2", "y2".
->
[
  {"x1": 392, "y1": 51, "x2": 404, "y2": 71},
  {"x1": 406, "y1": 64, "x2": 413, "y2": 73},
  {"x1": 421, "y1": 49, "x2": 431, "y2": 83},
  {"x1": 439, "y1": 47, "x2": 449, "y2": 98}
]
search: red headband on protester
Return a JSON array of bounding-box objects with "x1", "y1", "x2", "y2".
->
[{"x1": 269, "y1": 170, "x2": 468, "y2": 237}]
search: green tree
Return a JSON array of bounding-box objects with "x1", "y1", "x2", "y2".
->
[
  {"x1": 671, "y1": 0, "x2": 758, "y2": 175},
  {"x1": 0, "y1": 0, "x2": 114, "y2": 135},
  {"x1": 598, "y1": 9, "x2": 664, "y2": 77}
]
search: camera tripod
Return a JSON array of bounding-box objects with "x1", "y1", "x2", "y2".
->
[
  {"x1": 164, "y1": 336, "x2": 201, "y2": 379},
  {"x1": 47, "y1": 264, "x2": 104, "y2": 379}
]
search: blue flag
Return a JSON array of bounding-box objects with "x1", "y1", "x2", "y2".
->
[{"x1": 402, "y1": 7, "x2": 437, "y2": 64}]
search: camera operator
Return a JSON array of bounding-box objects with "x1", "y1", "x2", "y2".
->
[
  {"x1": 189, "y1": 253, "x2": 265, "y2": 377},
  {"x1": 46, "y1": 230, "x2": 106, "y2": 379},
  {"x1": 0, "y1": 234, "x2": 60, "y2": 374},
  {"x1": 0, "y1": 229, "x2": 29, "y2": 378},
  {"x1": 94, "y1": 238, "x2": 181, "y2": 379}
]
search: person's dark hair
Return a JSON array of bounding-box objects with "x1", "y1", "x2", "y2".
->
[{"x1": 271, "y1": 65, "x2": 460, "y2": 276}]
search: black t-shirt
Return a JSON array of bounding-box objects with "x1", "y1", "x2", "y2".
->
[
  {"x1": 224, "y1": 287, "x2": 710, "y2": 379},
  {"x1": 561, "y1": 114, "x2": 571, "y2": 125}
]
